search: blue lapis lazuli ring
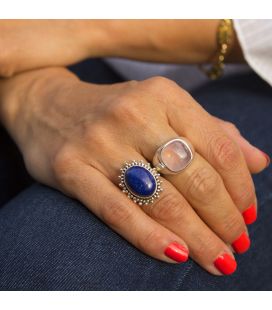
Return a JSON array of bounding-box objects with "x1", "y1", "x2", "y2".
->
[{"x1": 118, "y1": 160, "x2": 163, "y2": 205}]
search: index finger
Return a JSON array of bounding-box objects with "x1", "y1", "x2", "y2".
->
[{"x1": 61, "y1": 160, "x2": 190, "y2": 264}]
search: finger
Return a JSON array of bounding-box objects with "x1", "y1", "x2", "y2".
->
[
  {"x1": 167, "y1": 92, "x2": 257, "y2": 225},
  {"x1": 141, "y1": 177, "x2": 237, "y2": 275},
  {"x1": 166, "y1": 152, "x2": 250, "y2": 254},
  {"x1": 215, "y1": 117, "x2": 270, "y2": 173},
  {"x1": 91, "y1": 146, "x2": 238, "y2": 276},
  {"x1": 139, "y1": 126, "x2": 250, "y2": 255},
  {"x1": 57, "y1": 158, "x2": 189, "y2": 264}
]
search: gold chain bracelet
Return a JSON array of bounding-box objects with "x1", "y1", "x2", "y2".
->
[{"x1": 199, "y1": 19, "x2": 234, "y2": 80}]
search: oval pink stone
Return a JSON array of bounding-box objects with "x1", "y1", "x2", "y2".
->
[{"x1": 160, "y1": 140, "x2": 192, "y2": 172}]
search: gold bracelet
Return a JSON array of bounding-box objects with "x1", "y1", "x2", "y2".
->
[{"x1": 199, "y1": 19, "x2": 234, "y2": 80}]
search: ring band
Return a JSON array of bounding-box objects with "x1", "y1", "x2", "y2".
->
[
  {"x1": 152, "y1": 137, "x2": 195, "y2": 175},
  {"x1": 119, "y1": 137, "x2": 193, "y2": 205}
]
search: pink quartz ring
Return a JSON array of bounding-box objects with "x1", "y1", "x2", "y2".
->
[{"x1": 152, "y1": 137, "x2": 195, "y2": 174}]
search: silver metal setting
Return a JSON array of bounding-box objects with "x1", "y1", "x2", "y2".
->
[
  {"x1": 153, "y1": 137, "x2": 195, "y2": 175},
  {"x1": 118, "y1": 160, "x2": 163, "y2": 206}
]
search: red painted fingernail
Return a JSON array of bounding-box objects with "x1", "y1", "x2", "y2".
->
[
  {"x1": 164, "y1": 242, "x2": 189, "y2": 263},
  {"x1": 232, "y1": 232, "x2": 251, "y2": 254},
  {"x1": 214, "y1": 253, "x2": 237, "y2": 275},
  {"x1": 243, "y1": 204, "x2": 257, "y2": 225},
  {"x1": 260, "y1": 151, "x2": 270, "y2": 168}
]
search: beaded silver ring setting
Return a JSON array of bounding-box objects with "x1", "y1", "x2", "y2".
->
[{"x1": 118, "y1": 160, "x2": 163, "y2": 206}]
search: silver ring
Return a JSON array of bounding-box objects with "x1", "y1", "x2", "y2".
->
[
  {"x1": 118, "y1": 160, "x2": 163, "y2": 205},
  {"x1": 152, "y1": 137, "x2": 195, "y2": 175}
]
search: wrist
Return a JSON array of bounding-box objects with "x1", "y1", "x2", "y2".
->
[
  {"x1": 81, "y1": 20, "x2": 124, "y2": 57},
  {"x1": 88, "y1": 20, "x2": 244, "y2": 64},
  {"x1": 84, "y1": 20, "x2": 221, "y2": 63},
  {"x1": 0, "y1": 68, "x2": 78, "y2": 143}
]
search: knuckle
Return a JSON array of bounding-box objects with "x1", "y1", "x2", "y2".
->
[
  {"x1": 100, "y1": 201, "x2": 132, "y2": 228},
  {"x1": 233, "y1": 186, "x2": 255, "y2": 208},
  {"x1": 125, "y1": 79, "x2": 139, "y2": 88},
  {"x1": 186, "y1": 167, "x2": 222, "y2": 201},
  {"x1": 108, "y1": 95, "x2": 150, "y2": 130},
  {"x1": 143, "y1": 76, "x2": 179, "y2": 92},
  {"x1": 221, "y1": 213, "x2": 245, "y2": 237},
  {"x1": 209, "y1": 134, "x2": 240, "y2": 171},
  {"x1": 224, "y1": 121, "x2": 241, "y2": 135},
  {"x1": 110, "y1": 96, "x2": 139, "y2": 120},
  {"x1": 147, "y1": 192, "x2": 184, "y2": 221},
  {"x1": 147, "y1": 76, "x2": 173, "y2": 86},
  {"x1": 141, "y1": 76, "x2": 191, "y2": 107},
  {"x1": 52, "y1": 145, "x2": 77, "y2": 183}
]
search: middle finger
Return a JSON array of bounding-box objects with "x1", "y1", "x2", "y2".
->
[
  {"x1": 167, "y1": 93, "x2": 257, "y2": 225},
  {"x1": 140, "y1": 128, "x2": 250, "y2": 254}
]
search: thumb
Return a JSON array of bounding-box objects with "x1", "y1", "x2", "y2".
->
[{"x1": 213, "y1": 116, "x2": 270, "y2": 174}]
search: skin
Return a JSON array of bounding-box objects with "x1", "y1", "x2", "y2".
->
[
  {"x1": 0, "y1": 67, "x2": 267, "y2": 275},
  {"x1": 0, "y1": 19, "x2": 244, "y2": 77},
  {"x1": 0, "y1": 20, "x2": 268, "y2": 275}
]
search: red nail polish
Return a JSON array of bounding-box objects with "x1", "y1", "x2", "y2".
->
[
  {"x1": 260, "y1": 151, "x2": 270, "y2": 168},
  {"x1": 232, "y1": 232, "x2": 251, "y2": 254},
  {"x1": 243, "y1": 204, "x2": 257, "y2": 225},
  {"x1": 164, "y1": 242, "x2": 189, "y2": 263},
  {"x1": 214, "y1": 253, "x2": 237, "y2": 275}
]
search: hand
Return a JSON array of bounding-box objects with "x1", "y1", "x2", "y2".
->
[{"x1": 0, "y1": 68, "x2": 267, "y2": 275}]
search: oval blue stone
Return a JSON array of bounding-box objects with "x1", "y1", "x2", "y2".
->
[{"x1": 124, "y1": 166, "x2": 156, "y2": 198}]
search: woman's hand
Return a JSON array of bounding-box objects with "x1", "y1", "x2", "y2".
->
[
  {"x1": 0, "y1": 68, "x2": 267, "y2": 275},
  {"x1": 0, "y1": 20, "x2": 243, "y2": 78}
]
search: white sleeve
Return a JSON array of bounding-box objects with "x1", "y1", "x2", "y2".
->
[{"x1": 233, "y1": 19, "x2": 272, "y2": 86}]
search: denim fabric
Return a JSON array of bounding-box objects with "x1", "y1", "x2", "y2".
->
[{"x1": 0, "y1": 59, "x2": 271, "y2": 290}]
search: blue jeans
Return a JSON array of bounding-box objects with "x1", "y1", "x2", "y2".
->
[{"x1": 0, "y1": 60, "x2": 272, "y2": 290}]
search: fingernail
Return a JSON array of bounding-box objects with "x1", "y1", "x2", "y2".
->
[
  {"x1": 260, "y1": 151, "x2": 270, "y2": 168},
  {"x1": 242, "y1": 204, "x2": 257, "y2": 225},
  {"x1": 214, "y1": 253, "x2": 237, "y2": 275},
  {"x1": 232, "y1": 232, "x2": 251, "y2": 254},
  {"x1": 164, "y1": 242, "x2": 189, "y2": 263}
]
